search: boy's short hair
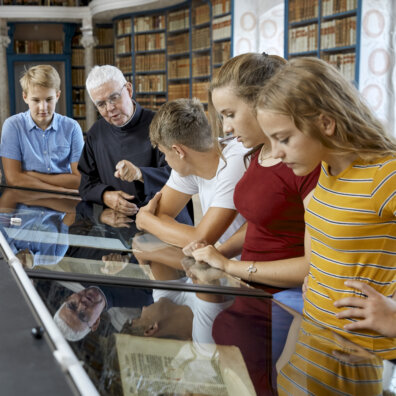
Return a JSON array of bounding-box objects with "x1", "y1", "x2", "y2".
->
[
  {"x1": 150, "y1": 98, "x2": 214, "y2": 152},
  {"x1": 20, "y1": 64, "x2": 61, "y2": 94}
]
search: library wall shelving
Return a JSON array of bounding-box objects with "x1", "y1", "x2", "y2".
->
[
  {"x1": 71, "y1": 24, "x2": 114, "y2": 132},
  {"x1": 6, "y1": 22, "x2": 75, "y2": 117},
  {"x1": 0, "y1": 0, "x2": 90, "y2": 5},
  {"x1": 114, "y1": 0, "x2": 232, "y2": 110},
  {"x1": 285, "y1": 0, "x2": 361, "y2": 86},
  {"x1": 212, "y1": 0, "x2": 231, "y2": 72},
  {"x1": 4, "y1": 0, "x2": 232, "y2": 125}
]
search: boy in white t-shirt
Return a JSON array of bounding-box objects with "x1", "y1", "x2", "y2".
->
[{"x1": 132, "y1": 98, "x2": 247, "y2": 247}]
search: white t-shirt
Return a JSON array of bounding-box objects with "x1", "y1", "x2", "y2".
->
[
  {"x1": 153, "y1": 278, "x2": 234, "y2": 347},
  {"x1": 166, "y1": 139, "x2": 247, "y2": 244}
]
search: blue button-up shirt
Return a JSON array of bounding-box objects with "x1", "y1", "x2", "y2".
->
[
  {"x1": 0, "y1": 110, "x2": 84, "y2": 174},
  {"x1": 0, "y1": 204, "x2": 69, "y2": 267}
]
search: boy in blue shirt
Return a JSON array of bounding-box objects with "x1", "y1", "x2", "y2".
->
[{"x1": 0, "y1": 65, "x2": 84, "y2": 193}]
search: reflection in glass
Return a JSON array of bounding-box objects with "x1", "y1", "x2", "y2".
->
[
  {"x1": 34, "y1": 279, "x2": 279, "y2": 395},
  {"x1": 0, "y1": 188, "x2": 79, "y2": 267}
]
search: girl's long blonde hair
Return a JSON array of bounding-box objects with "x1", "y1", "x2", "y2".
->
[{"x1": 257, "y1": 57, "x2": 396, "y2": 160}]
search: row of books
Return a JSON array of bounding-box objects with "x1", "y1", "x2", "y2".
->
[
  {"x1": 168, "y1": 8, "x2": 190, "y2": 32},
  {"x1": 116, "y1": 36, "x2": 131, "y2": 54},
  {"x1": 115, "y1": 56, "x2": 132, "y2": 74},
  {"x1": 94, "y1": 48, "x2": 114, "y2": 65},
  {"x1": 135, "y1": 32, "x2": 165, "y2": 52},
  {"x1": 192, "y1": 81, "x2": 209, "y2": 103},
  {"x1": 167, "y1": 32, "x2": 189, "y2": 55},
  {"x1": 192, "y1": 3, "x2": 210, "y2": 26},
  {"x1": 288, "y1": 0, "x2": 319, "y2": 23},
  {"x1": 288, "y1": 24, "x2": 318, "y2": 53},
  {"x1": 116, "y1": 18, "x2": 132, "y2": 36},
  {"x1": 135, "y1": 53, "x2": 166, "y2": 72},
  {"x1": 168, "y1": 58, "x2": 190, "y2": 79},
  {"x1": 134, "y1": 15, "x2": 165, "y2": 32},
  {"x1": 3, "y1": 0, "x2": 87, "y2": 5},
  {"x1": 213, "y1": 41, "x2": 231, "y2": 64},
  {"x1": 71, "y1": 48, "x2": 84, "y2": 65},
  {"x1": 212, "y1": 0, "x2": 231, "y2": 17},
  {"x1": 322, "y1": 0, "x2": 357, "y2": 16},
  {"x1": 73, "y1": 103, "x2": 86, "y2": 117},
  {"x1": 115, "y1": 4, "x2": 230, "y2": 38},
  {"x1": 192, "y1": 27, "x2": 210, "y2": 51},
  {"x1": 14, "y1": 39, "x2": 63, "y2": 54},
  {"x1": 321, "y1": 52, "x2": 355, "y2": 81},
  {"x1": 72, "y1": 87, "x2": 85, "y2": 103},
  {"x1": 135, "y1": 94, "x2": 166, "y2": 110},
  {"x1": 212, "y1": 14, "x2": 231, "y2": 41},
  {"x1": 168, "y1": 83, "x2": 190, "y2": 101},
  {"x1": 72, "y1": 68, "x2": 85, "y2": 86},
  {"x1": 192, "y1": 55, "x2": 210, "y2": 77},
  {"x1": 72, "y1": 30, "x2": 112, "y2": 49},
  {"x1": 95, "y1": 27, "x2": 113, "y2": 46},
  {"x1": 135, "y1": 74, "x2": 166, "y2": 93},
  {"x1": 320, "y1": 16, "x2": 356, "y2": 49},
  {"x1": 72, "y1": 47, "x2": 114, "y2": 66}
]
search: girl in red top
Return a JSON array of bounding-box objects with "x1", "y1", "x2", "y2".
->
[
  {"x1": 186, "y1": 53, "x2": 320, "y2": 290},
  {"x1": 183, "y1": 53, "x2": 320, "y2": 395}
]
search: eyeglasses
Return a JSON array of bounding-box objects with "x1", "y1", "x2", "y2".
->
[{"x1": 95, "y1": 84, "x2": 127, "y2": 110}]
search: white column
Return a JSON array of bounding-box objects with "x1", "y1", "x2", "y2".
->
[
  {"x1": 0, "y1": 19, "x2": 11, "y2": 130},
  {"x1": 80, "y1": 17, "x2": 98, "y2": 131}
]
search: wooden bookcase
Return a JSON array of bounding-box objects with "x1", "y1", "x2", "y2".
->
[
  {"x1": 70, "y1": 27, "x2": 85, "y2": 131},
  {"x1": 285, "y1": 0, "x2": 361, "y2": 86},
  {"x1": 4, "y1": 0, "x2": 232, "y2": 124},
  {"x1": 6, "y1": 22, "x2": 75, "y2": 117},
  {"x1": 133, "y1": 12, "x2": 167, "y2": 110},
  {"x1": 211, "y1": 0, "x2": 232, "y2": 72},
  {"x1": 0, "y1": 0, "x2": 89, "y2": 5},
  {"x1": 71, "y1": 24, "x2": 114, "y2": 132},
  {"x1": 113, "y1": 0, "x2": 232, "y2": 110}
]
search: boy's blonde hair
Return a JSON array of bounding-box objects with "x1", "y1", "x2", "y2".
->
[{"x1": 20, "y1": 64, "x2": 61, "y2": 94}]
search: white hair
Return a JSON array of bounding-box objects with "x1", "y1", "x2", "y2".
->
[
  {"x1": 53, "y1": 303, "x2": 91, "y2": 342},
  {"x1": 85, "y1": 65, "x2": 127, "y2": 100}
]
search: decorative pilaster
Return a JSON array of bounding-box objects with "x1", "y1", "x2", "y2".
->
[
  {"x1": 80, "y1": 17, "x2": 98, "y2": 131},
  {"x1": 0, "y1": 19, "x2": 11, "y2": 129}
]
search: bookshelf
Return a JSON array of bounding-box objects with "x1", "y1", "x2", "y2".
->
[
  {"x1": 167, "y1": 4, "x2": 191, "y2": 104},
  {"x1": 285, "y1": 0, "x2": 361, "y2": 85},
  {"x1": 212, "y1": 0, "x2": 232, "y2": 72},
  {"x1": 71, "y1": 27, "x2": 85, "y2": 132},
  {"x1": 6, "y1": 22, "x2": 75, "y2": 117},
  {"x1": 0, "y1": 0, "x2": 90, "y2": 5},
  {"x1": 133, "y1": 12, "x2": 167, "y2": 110},
  {"x1": 113, "y1": 0, "x2": 232, "y2": 111},
  {"x1": 71, "y1": 24, "x2": 114, "y2": 132},
  {"x1": 191, "y1": 0, "x2": 211, "y2": 105}
]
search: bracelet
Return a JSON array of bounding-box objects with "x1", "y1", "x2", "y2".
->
[{"x1": 247, "y1": 262, "x2": 257, "y2": 282}]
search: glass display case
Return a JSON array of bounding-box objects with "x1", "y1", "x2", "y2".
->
[{"x1": 0, "y1": 186, "x2": 394, "y2": 395}]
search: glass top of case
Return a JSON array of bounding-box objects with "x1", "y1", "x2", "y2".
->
[
  {"x1": 33, "y1": 278, "x2": 396, "y2": 396},
  {"x1": 1, "y1": 186, "x2": 395, "y2": 395},
  {"x1": 0, "y1": 187, "x2": 269, "y2": 296}
]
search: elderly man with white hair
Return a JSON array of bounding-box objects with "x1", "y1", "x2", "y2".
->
[{"x1": 78, "y1": 65, "x2": 192, "y2": 224}]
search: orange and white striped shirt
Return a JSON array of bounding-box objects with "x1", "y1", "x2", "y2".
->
[
  {"x1": 304, "y1": 156, "x2": 396, "y2": 359},
  {"x1": 278, "y1": 318, "x2": 384, "y2": 395}
]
